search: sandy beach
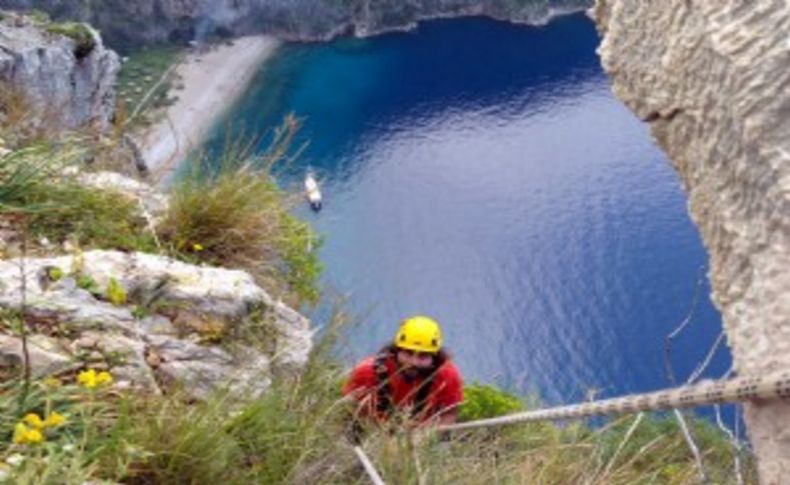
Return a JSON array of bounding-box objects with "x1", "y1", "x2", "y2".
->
[{"x1": 137, "y1": 36, "x2": 280, "y2": 184}]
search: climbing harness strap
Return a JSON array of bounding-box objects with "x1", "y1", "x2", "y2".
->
[{"x1": 374, "y1": 351, "x2": 393, "y2": 416}]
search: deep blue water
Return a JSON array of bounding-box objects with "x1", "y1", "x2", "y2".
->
[{"x1": 207, "y1": 14, "x2": 731, "y2": 408}]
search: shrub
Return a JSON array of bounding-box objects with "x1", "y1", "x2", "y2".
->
[
  {"x1": 459, "y1": 383, "x2": 525, "y2": 421},
  {"x1": 45, "y1": 22, "x2": 96, "y2": 59},
  {"x1": 159, "y1": 117, "x2": 322, "y2": 304}
]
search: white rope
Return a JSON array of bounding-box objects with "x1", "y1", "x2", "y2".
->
[
  {"x1": 437, "y1": 370, "x2": 790, "y2": 433},
  {"x1": 354, "y1": 446, "x2": 386, "y2": 485}
]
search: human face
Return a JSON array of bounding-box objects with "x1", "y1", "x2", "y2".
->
[{"x1": 396, "y1": 348, "x2": 435, "y2": 380}]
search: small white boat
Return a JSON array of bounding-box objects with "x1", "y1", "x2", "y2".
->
[{"x1": 304, "y1": 172, "x2": 322, "y2": 211}]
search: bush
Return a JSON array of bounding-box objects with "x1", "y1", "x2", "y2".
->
[
  {"x1": 159, "y1": 117, "x2": 322, "y2": 305},
  {"x1": 459, "y1": 383, "x2": 525, "y2": 421},
  {"x1": 45, "y1": 22, "x2": 96, "y2": 59}
]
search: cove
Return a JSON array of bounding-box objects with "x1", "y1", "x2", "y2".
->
[{"x1": 205, "y1": 13, "x2": 731, "y2": 407}]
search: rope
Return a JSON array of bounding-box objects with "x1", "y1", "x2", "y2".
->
[
  {"x1": 437, "y1": 370, "x2": 790, "y2": 433},
  {"x1": 354, "y1": 446, "x2": 386, "y2": 485}
]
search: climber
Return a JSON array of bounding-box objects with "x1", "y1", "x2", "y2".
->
[{"x1": 342, "y1": 316, "x2": 464, "y2": 430}]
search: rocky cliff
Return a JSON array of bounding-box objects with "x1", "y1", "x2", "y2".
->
[
  {"x1": 0, "y1": 247, "x2": 313, "y2": 400},
  {"x1": 0, "y1": 0, "x2": 591, "y2": 46},
  {"x1": 0, "y1": 11, "x2": 119, "y2": 130},
  {"x1": 594, "y1": 1, "x2": 790, "y2": 483}
]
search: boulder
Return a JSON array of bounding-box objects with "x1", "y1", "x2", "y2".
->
[
  {"x1": 0, "y1": 250, "x2": 313, "y2": 399},
  {"x1": 0, "y1": 11, "x2": 119, "y2": 130}
]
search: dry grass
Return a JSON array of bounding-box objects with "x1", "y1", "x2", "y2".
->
[
  {"x1": 158, "y1": 116, "x2": 322, "y2": 305},
  {"x1": 0, "y1": 305, "x2": 757, "y2": 484}
]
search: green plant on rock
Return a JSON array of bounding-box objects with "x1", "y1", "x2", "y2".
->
[
  {"x1": 459, "y1": 383, "x2": 526, "y2": 421},
  {"x1": 105, "y1": 278, "x2": 127, "y2": 306},
  {"x1": 27, "y1": 9, "x2": 50, "y2": 24},
  {"x1": 76, "y1": 273, "x2": 100, "y2": 296},
  {"x1": 1, "y1": 142, "x2": 157, "y2": 252},
  {"x1": 46, "y1": 266, "x2": 64, "y2": 282},
  {"x1": 45, "y1": 22, "x2": 96, "y2": 59},
  {"x1": 159, "y1": 116, "x2": 322, "y2": 305}
]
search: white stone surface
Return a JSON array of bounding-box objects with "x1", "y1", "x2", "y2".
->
[
  {"x1": 595, "y1": 1, "x2": 790, "y2": 481},
  {"x1": 0, "y1": 250, "x2": 312, "y2": 399}
]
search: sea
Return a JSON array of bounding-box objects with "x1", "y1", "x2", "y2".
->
[{"x1": 205, "y1": 13, "x2": 732, "y2": 415}]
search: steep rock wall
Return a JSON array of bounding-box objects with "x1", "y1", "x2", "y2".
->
[
  {"x1": 0, "y1": 0, "x2": 591, "y2": 46},
  {"x1": 594, "y1": 1, "x2": 790, "y2": 482},
  {"x1": 0, "y1": 11, "x2": 119, "y2": 130}
]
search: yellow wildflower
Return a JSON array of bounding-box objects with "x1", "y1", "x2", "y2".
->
[
  {"x1": 13, "y1": 423, "x2": 44, "y2": 445},
  {"x1": 96, "y1": 371, "x2": 113, "y2": 386},
  {"x1": 192, "y1": 243, "x2": 204, "y2": 252},
  {"x1": 22, "y1": 413, "x2": 45, "y2": 429},
  {"x1": 44, "y1": 411, "x2": 67, "y2": 428},
  {"x1": 78, "y1": 369, "x2": 113, "y2": 389}
]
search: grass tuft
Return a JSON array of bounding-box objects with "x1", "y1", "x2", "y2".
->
[
  {"x1": 159, "y1": 116, "x2": 322, "y2": 305},
  {"x1": 45, "y1": 22, "x2": 96, "y2": 59}
]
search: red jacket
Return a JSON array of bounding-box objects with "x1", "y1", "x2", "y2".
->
[{"x1": 343, "y1": 353, "x2": 464, "y2": 421}]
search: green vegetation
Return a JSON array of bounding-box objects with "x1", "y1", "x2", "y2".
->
[
  {"x1": 0, "y1": 334, "x2": 756, "y2": 483},
  {"x1": 0, "y1": 144, "x2": 157, "y2": 253},
  {"x1": 105, "y1": 278, "x2": 127, "y2": 306},
  {"x1": 160, "y1": 117, "x2": 322, "y2": 305},
  {"x1": 0, "y1": 115, "x2": 320, "y2": 304},
  {"x1": 459, "y1": 383, "x2": 528, "y2": 421},
  {"x1": 116, "y1": 45, "x2": 184, "y2": 126},
  {"x1": 45, "y1": 22, "x2": 96, "y2": 59},
  {"x1": 26, "y1": 10, "x2": 50, "y2": 25},
  {"x1": 0, "y1": 31, "x2": 753, "y2": 481}
]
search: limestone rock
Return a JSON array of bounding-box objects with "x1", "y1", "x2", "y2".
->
[
  {"x1": 0, "y1": 334, "x2": 77, "y2": 378},
  {"x1": 0, "y1": 250, "x2": 312, "y2": 399},
  {"x1": 0, "y1": 11, "x2": 119, "y2": 130},
  {"x1": 78, "y1": 171, "x2": 169, "y2": 221},
  {"x1": 594, "y1": 1, "x2": 790, "y2": 481},
  {"x1": 147, "y1": 335, "x2": 271, "y2": 400}
]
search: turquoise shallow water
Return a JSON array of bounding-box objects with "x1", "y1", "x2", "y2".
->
[{"x1": 206, "y1": 14, "x2": 731, "y2": 408}]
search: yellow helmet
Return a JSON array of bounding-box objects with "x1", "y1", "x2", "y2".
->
[{"x1": 394, "y1": 316, "x2": 442, "y2": 354}]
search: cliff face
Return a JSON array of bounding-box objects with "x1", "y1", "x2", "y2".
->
[
  {"x1": 0, "y1": 11, "x2": 119, "y2": 130},
  {"x1": 0, "y1": 0, "x2": 591, "y2": 46},
  {"x1": 594, "y1": 1, "x2": 790, "y2": 483}
]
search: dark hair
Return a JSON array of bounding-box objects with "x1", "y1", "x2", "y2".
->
[{"x1": 378, "y1": 344, "x2": 450, "y2": 369}]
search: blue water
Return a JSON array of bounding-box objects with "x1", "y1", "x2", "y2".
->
[{"x1": 207, "y1": 14, "x2": 731, "y2": 408}]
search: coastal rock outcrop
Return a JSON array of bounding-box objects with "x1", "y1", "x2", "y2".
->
[
  {"x1": 0, "y1": 0, "x2": 591, "y2": 45},
  {"x1": 0, "y1": 250, "x2": 313, "y2": 400},
  {"x1": 594, "y1": 1, "x2": 790, "y2": 482},
  {"x1": 0, "y1": 11, "x2": 119, "y2": 130}
]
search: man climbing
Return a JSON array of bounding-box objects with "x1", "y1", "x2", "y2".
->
[{"x1": 342, "y1": 316, "x2": 464, "y2": 428}]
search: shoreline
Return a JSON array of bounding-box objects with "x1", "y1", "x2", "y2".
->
[{"x1": 136, "y1": 36, "x2": 280, "y2": 184}]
